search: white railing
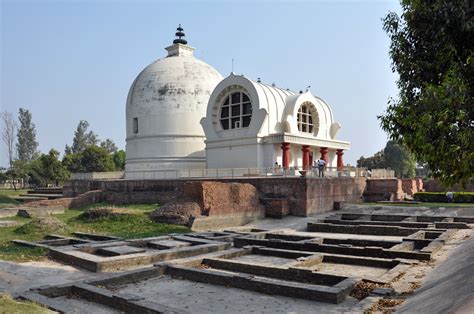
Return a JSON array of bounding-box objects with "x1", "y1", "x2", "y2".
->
[
  {"x1": 69, "y1": 167, "x2": 396, "y2": 181},
  {"x1": 70, "y1": 171, "x2": 124, "y2": 181},
  {"x1": 122, "y1": 167, "x2": 377, "y2": 180}
]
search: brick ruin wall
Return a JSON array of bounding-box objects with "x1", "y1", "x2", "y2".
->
[
  {"x1": 183, "y1": 181, "x2": 265, "y2": 217},
  {"x1": 423, "y1": 179, "x2": 474, "y2": 192},
  {"x1": 364, "y1": 179, "x2": 404, "y2": 201},
  {"x1": 63, "y1": 177, "x2": 366, "y2": 217}
]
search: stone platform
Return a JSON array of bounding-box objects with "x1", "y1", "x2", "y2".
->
[{"x1": 12, "y1": 205, "x2": 474, "y2": 312}]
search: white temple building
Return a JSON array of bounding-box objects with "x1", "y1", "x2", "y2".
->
[
  {"x1": 125, "y1": 26, "x2": 350, "y2": 177},
  {"x1": 201, "y1": 74, "x2": 350, "y2": 170}
]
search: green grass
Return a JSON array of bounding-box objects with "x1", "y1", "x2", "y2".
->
[
  {"x1": 0, "y1": 202, "x2": 189, "y2": 262},
  {"x1": 0, "y1": 294, "x2": 51, "y2": 313},
  {"x1": 363, "y1": 202, "x2": 474, "y2": 208},
  {"x1": 0, "y1": 189, "x2": 28, "y2": 208}
]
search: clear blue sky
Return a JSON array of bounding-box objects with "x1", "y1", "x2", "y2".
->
[{"x1": 1, "y1": 0, "x2": 401, "y2": 167}]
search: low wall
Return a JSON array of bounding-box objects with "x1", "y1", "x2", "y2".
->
[
  {"x1": 64, "y1": 177, "x2": 366, "y2": 217},
  {"x1": 423, "y1": 179, "x2": 474, "y2": 192},
  {"x1": 364, "y1": 179, "x2": 404, "y2": 201},
  {"x1": 401, "y1": 179, "x2": 424, "y2": 197}
]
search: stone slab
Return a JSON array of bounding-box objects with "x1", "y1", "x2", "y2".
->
[
  {"x1": 148, "y1": 239, "x2": 192, "y2": 250},
  {"x1": 97, "y1": 246, "x2": 146, "y2": 257}
]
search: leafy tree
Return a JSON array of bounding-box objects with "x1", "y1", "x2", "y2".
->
[
  {"x1": 16, "y1": 108, "x2": 39, "y2": 162},
  {"x1": 100, "y1": 138, "x2": 118, "y2": 153},
  {"x1": 71, "y1": 120, "x2": 99, "y2": 154},
  {"x1": 384, "y1": 140, "x2": 416, "y2": 178},
  {"x1": 41, "y1": 149, "x2": 70, "y2": 185},
  {"x1": 380, "y1": 0, "x2": 474, "y2": 187},
  {"x1": 1, "y1": 111, "x2": 17, "y2": 167},
  {"x1": 357, "y1": 150, "x2": 386, "y2": 170},
  {"x1": 80, "y1": 146, "x2": 115, "y2": 172},
  {"x1": 6, "y1": 160, "x2": 29, "y2": 190},
  {"x1": 113, "y1": 150, "x2": 126, "y2": 170},
  {"x1": 62, "y1": 152, "x2": 84, "y2": 173}
]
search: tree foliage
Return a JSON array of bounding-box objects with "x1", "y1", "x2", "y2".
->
[
  {"x1": 357, "y1": 150, "x2": 386, "y2": 170},
  {"x1": 380, "y1": 0, "x2": 474, "y2": 187},
  {"x1": 357, "y1": 141, "x2": 416, "y2": 178},
  {"x1": 63, "y1": 145, "x2": 116, "y2": 173},
  {"x1": 80, "y1": 146, "x2": 116, "y2": 172},
  {"x1": 384, "y1": 140, "x2": 416, "y2": 178},
  {"x1": 100, "y1": 138, "x2": 118, "y2": 153},
  {"x1": 16, "y1": 108, "x2": 39, "y2": 162},
  {"x1": 113, "y1": 150, "x2": 126, "y2": 170},
  {"x1": 1, "y1": 111, "x2": 17, "y2": 167},
  {"x1": 70, "y1": 120, "x2": 99, "y2": 154}
]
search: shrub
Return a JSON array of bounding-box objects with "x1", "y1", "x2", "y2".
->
[
  {"x1": 15, "y1": 216, "x2": 70, "y2": 234},
  {"x1": 80, "y1": 207, "x2": 122, "y2": 220},
  {"x1": 414, "y1": 192, "x2": 474, "y2": 203}
]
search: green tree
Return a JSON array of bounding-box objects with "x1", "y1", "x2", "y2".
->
[
  {"x1": 1, "y1": 111, "x2": 17, "y2": 167},
  {"x1": 113, "y1": 150, "x2": 126, "y2": 170},
  {"x1": 380, "y1": 0, "x2": 474, "y2": 187},
  {"x1": 62, "y1": 152, "x2": 83, "y2": 173},
  {"x1": 16, "y1": 108, "x2": 39, "y2": 162},
  {"x1": 100, "y1": 138, "x2": 118, "y2": 153},
  {"x1": 41, "y1": 149, "x2": 70, "y2": 185},
  {"x1": 357, "y1": 150, "x2": 386, "y2": 170},
  {"x1": 383, "y1": 140, "x2": 416, "y2": 178},
  {"x1": 80, "y1": 146, "x2": 115, "y2": 172},
  {"x1": 70, "y1": 120, "x2": 98, "y2": 154}
]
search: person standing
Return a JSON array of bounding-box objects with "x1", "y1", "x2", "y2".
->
[{"x1": 318, "y1": 158, "x2": 326, "y2": 177}]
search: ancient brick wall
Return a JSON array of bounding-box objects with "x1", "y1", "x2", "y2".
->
[
  {"x1": 401, "y1": 179, "x2": 417, "y2": 196},
  {"x1": 64, "y1": 177, "x2": 367, "y2": 217},
  {"x1": 304, "y1": 177, "x2": 366, "y2": 216},
  {"x1": 184, "y1": 181, "x2": 265, "y2": 217},
  {"x1": 364, "y1": 179, "x2": 404, "y2": 201},
  {"x1": 21, "y1": 190, "x2": 104, "y2": 210}
]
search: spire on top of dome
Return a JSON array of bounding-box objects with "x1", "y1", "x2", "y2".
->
[{"x1": 173, "y1": 24, "x2": 188, "y2": 45}]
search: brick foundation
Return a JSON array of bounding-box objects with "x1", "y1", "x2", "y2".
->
[{"x1": 64, "y1": 177, "x2": 366, "y2": 217}]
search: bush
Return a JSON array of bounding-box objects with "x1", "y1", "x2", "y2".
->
[
  {"x1": 15, "y1": 216, "x2": 70, "y2": 234},
  {"x1": 414, "y1": 192, "x2": 474, "y2": 203},
  {"x1": 80, "y1": 207, "x2": 122, "y2": 220}
]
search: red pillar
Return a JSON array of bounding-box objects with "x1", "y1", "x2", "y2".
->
[
  {"x1": 309, "y1": 152, "x2": 314, "y2": 168},
  {"x1": 336, "y1": 149, "x2": 344, "y2": 170},
  {"x1": 302, "y1": 145, "x2": 310, "y2": 170},
  {"x1": 281, "y1": 142, "x2": 290, "y2": 169},
  {"x1": 320, "y1": 147, "x2": 329, "y2": 166}
]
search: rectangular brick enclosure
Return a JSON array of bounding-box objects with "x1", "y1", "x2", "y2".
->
[{"x1": 64, "y1": 177, "x2": 366, "y2": 216}]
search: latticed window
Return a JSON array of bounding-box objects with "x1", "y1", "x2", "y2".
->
[
  {"x1": 297, "y1": 102, "x2": 319, "y2": 134},
  {"x1": 220, "y1": 92, "x2": 252, "y2": 130}
]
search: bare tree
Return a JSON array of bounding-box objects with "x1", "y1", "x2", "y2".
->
[{"x1": 1, "y1": 111, "x2": 17, "y2": 168}]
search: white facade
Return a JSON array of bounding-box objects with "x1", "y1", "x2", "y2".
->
[
  {"x1": 125, "y1": 27, "x2": 350, "y2": 176},
  {"x1": 201, "y1": 73, "x2": 350, "y2": 169},
  {"x1": 125, "y1": 39, "x2": 222, "y2": 177}
]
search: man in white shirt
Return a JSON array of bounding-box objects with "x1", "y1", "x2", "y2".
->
[{"x1": 317, "y1": 158, "x2": 326, "y2": 177}]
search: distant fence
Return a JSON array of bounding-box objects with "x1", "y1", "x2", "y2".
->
[
  {"x1": 120, "y1": 167, "x2": 394, "y2": 180},
  {"x1": 70, "y1": 171, "x2": 125, "y2": 181},
  {"x1": 370, "y1": 169, "x2": 396, "y2": 179}
]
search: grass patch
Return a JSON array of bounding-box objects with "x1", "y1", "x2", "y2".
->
[
  {"x1": 0, "y1": 189, "x2": 28, "y2": 208},
  {"x1": 0, "y1": 294, "x2": 50, "y2": 313},
  {"x1": 363, "y1": 202, "x2": 474, "y2": 208},
  {"x1": 0, "y1": 202, "x2": 189, "y2": 262}
]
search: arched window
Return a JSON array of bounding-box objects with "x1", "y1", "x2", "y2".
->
[
  {"x1": 297, "y1": 102, "x2": 319, "y2": 135},
  {"x1": 220, "y1": 92, "x2": 252, "y2": 130}
]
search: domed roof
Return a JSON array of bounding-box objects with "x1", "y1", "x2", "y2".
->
[
  {"x1": 126, "y1": 26, "x2": 223, "y2": 138},
  {"x1": 125, "y1": 26, "x2": 223, "y2": 174},
  {"x1": 126, "y1": 54, "x2": 222, "y2": 116}
]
